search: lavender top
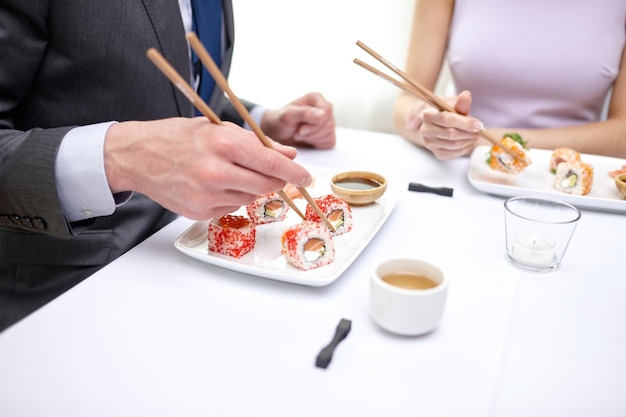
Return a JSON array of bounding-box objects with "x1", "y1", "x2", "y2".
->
[{"x1": 448, "y1": 0, "x2": 625, "y2": 128}]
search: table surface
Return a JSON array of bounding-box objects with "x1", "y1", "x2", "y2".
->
[{"x1": 1, "y1": 128, "x2": 625, "y2": 417}]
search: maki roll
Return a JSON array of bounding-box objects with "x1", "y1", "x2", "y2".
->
[
  {"x1": 281, "y1": 221, "x2": 335, "y2": 270},
  {"x1": 208, "y1": 214, "x2": 256, "y2": 258},
  {"x1": 553, "y1": 160, "x2": 593, "y2": 195},
  {"x1": 487, "y1": 133, "x2": 531, "y2": 175},
  {"x1": 305, "y1": 194, "x2": 353, "y2": 236},
  {"x1": 550, "y1": 147, "x2": 581, "y2": 174},
  {"x1": 246, "y1": 192, "x2": 290, "y2": 225}
]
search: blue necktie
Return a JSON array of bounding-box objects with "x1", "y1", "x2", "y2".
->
[{"x1": 191, "y1": 0, "x2": 222, "y2": 106}]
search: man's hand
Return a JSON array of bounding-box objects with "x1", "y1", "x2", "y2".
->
[
  {"x1": 104, "y1": 117, "x2": 312, "y2": 220},
  {"x1": 261, "y1": 92, "x2": 336, "y2": 149}
]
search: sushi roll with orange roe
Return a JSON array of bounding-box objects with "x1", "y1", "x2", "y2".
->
[
  {"x1": 246, "y1": 192, "x2": 290, "y2": 225},
  {"x1": 208, "y1": 214, "x2": 256, "y2": 258},
  {"x1": 305, "y1": 194, "x2": 353, "y2": 236},
  {"x1": 554, "y1": 160, "x2": 594, "y2": 195},
  {"x1": 487, "y1": 133, "x2": 531, "y2": 175},
  {"x1": 550, "y1": 147, "x2": 581, "y2": 174},
  {"x1": 281, "y1": 221, "x2": 335, "y2": 270}
]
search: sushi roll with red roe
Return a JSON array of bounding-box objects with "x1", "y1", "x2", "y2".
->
[
  {"x1": 305, "y1": 194, "x2": 353, "y2": 236},
  {"x1": 246, "y1": 192, "x2": 290, "y2": 225},
  {"x1": 554, "y1": 160, "x2": 594, "y2": 195},
  {"x1": 281, "y1": 221, "x2": 335, "y2": 270},
  {"x1": 208, "y1": 214, "x2": 256, "y2": 258}
]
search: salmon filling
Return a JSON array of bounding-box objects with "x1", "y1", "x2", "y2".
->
[
  {"x1": 328, "y1": 209, "x2": 344, "y2": 230},
  {"x1": 303, "y1": 238, "x2": 325, "y2": 262},
  {"x1": 264, "y1": 200, "x2": 284, "y2": 218}
]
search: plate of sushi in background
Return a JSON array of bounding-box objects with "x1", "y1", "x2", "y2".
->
[
  {"x1": 468, "y1": 143, "x2": 626, "y2": 213},
  {"x1": 174, "y1": 166, "x2": 403, "y2": 286}
]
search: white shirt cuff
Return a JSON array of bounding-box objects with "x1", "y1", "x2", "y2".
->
[
  {"x1": 244, "y1": 105, "x2": 267, "y2": 130},
  {"x1": 56, "y1": 122, "x2": 118, "y2": 222}
]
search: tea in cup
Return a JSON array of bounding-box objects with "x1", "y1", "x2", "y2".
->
[{"x1": 370, "y1": 258, "x2": 447, "y2": 336}]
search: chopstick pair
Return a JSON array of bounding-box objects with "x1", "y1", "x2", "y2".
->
[
  {"x1": 353, "y1": 40, "x2": 524, "y2": 162},
  {"x1": 146, "y1": 34, "x2": 336, "y2": 232}
]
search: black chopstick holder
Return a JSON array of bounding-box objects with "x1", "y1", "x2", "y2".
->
[
  {"x1": 315, "y1": 318, "x2": 352, "y2": 369},
  {"x1": 408, "y1": 182, "x2": 454, "y2": 197}
]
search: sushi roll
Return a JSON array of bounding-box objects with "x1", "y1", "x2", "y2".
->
[
  {"x1": 246, "y1": 192, "x2": 290, "y2": 225},
  {"x1": 281, "y1": 221, "x2": 335, "y2": 270},
  {"x1": 487, "y1": 133, "x2": 531, "y2": 175},
  {"x1": 208, "y1": 214, "x2": 256, "y2": 258},
  {"x1": 553, "y1": 160, "x2": 594, "y2": 195},
  {"x1": 305, "y1": 194, "x2": 353, "y2": 236},
  {"x1": 550, "y1": 147, "x2": 581, "y2": 174}
]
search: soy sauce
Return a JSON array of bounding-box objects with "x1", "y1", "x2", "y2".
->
[{"x1": 334, "y1": 177, "x2": 381, "y2": 190}]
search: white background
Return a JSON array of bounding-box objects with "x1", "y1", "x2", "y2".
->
[{"x1": 229, "y1": 0, "x2": 451, "y2": 133}]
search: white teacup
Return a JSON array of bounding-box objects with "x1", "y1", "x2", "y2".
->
[{"x1": 370, "y1": 258, "x2": 447, "y2": 336}]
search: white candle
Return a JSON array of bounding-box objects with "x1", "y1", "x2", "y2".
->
[{"x1": 512, "y1": 234, "x2": 556, "y2": 266}]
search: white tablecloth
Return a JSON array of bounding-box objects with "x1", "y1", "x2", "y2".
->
[{"x1": 1, "y1": 128, "x2": 624, "y2": 417}]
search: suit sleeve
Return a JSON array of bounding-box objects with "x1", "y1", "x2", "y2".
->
[
  {"x1": 0, "y1": 1, "x2": 74, "y2": 237},
  {"x1": 219, "y1": 98, "x2": 258, "y2": 126}
]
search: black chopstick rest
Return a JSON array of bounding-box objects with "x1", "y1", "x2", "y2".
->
[
  {"x1": 315, "y1": 318, "x2": 352, "y2": 369},
  {"x1": 408, "y1": 182, "x2": 454, "y2": 197}
]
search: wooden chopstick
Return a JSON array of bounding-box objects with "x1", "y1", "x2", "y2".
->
[
  {"x1": 146, "y1": 47, "x2": 308, "y2": 223},
  {"x1": 353, "y1": 58, "x2": 441, "y2": 110},
  {"x1": 354, "y1": 40, "x2": 525, "y2": 162},
  {"x1": 147, "y1": 48, "x2": 222, "y2": 124},
  {"x1": 185, "y1": 32, "x2": 337, "y2": 233}
]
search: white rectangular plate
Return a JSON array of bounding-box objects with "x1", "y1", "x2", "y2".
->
[
  {"x1": 468, "y1": 145, "x2": 626, "y2": 213},
  {"x1": 174, "y1": 166, "x2": 403, "y2": 286}
]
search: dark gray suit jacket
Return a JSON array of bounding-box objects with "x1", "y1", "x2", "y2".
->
[{"x1": 0, "y1": 0, "x2": 244, "y2": 328}]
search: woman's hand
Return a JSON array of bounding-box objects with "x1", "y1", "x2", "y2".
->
[{"x1": 407, "y1": 90, "x2": 484, "y2": 160}]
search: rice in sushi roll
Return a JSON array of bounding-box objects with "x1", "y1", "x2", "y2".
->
[
  {"x1": 305, "y1": 194, "x2": 353, "y2": 236},
  {"x1": 208, "y1": 214, "x2": 256, "y2": 258},
  {"x1": 281, "y1": 221, "x2": 335, "y2": 270},
  {"x1": 487, "y1": 133, "x2": 531, "y2": 175},
  {"x1": 553, "y1": 160, "x2": 593, "y2": 195},
  {"x1": 550, "y1": 147, "x2": 581, "y2": 174},
  {"x1": 246, "y1": 192, "x2": 290, "y2": 225}
]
